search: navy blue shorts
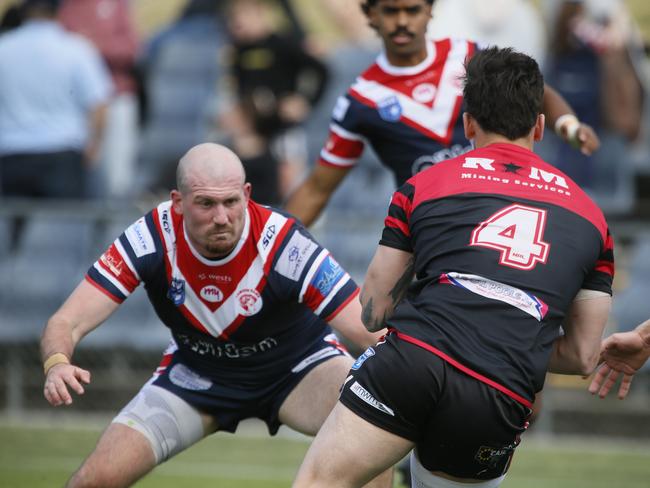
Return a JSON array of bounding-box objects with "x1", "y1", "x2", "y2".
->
[
  {"x1": 339, "y1": 332, "x2": 531, "y2": 480},
  {"x1": 152, "y1": 331, "x2": 349, "y2": 435}
]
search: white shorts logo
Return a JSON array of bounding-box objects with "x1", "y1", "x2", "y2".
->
[
  {"x1": 291, "y1": 347, "x2": 341, "y2": 373},
  {"x1": 350, "y1": 381, "x2": 394, "y2": 416},
  {"x1": 169, "y1": 364, "x2": 212, "y2": 391}
]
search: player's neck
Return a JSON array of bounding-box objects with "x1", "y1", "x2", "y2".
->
[
  {"x1": 383, "y1": 42, "x2": 429, "y2": 67},
  {"x1": 474, "y1": 133, "x2": 535, "y2": 152}
]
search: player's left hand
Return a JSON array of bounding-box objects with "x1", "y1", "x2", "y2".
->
[{"x1": 574, "y1": 123, "x2": 600, "y2": 156}]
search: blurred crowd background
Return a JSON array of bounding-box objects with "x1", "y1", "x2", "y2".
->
[{"x1": 1, "y1": 0, "x2": 650, "y2": 440}]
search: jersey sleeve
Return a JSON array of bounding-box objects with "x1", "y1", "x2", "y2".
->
[
  {"x1": 379, "y1": 181, "x2": 415, "y2": 252},
  {"x1": 85, "y1": 212, "x2": 159, "y2": 303},
  {"x1": 318, "y1": 93, "x2": 367, "y2": 170},
  {"x1": 581, "y1": 228, "x2": 615, "y2": 295},
  {"x1": 272, "y1": 223, "x2": 359, "y2": 321}
]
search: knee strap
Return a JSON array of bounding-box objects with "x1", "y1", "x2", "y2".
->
[{"x1": 112, "y1": 384, "x2": 205, "y2": 463}]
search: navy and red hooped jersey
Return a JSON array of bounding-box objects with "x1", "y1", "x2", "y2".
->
[
  {"x1": 319, "y1": 38, "x2": 479, "y2": 186},
  {"x1": 380, "y1": 142, "x2": 614, "y2": 405},
  {"x1": 86, "y1": 200, "x2": 358, "y2": 380}
]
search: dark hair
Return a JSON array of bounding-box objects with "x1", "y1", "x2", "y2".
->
[
  {"x1": 361, "y1": 0, "x2": 434, "y2": 15},
  {"x1": 462, "y1": 46, "x2": 544, "y2": 141}
]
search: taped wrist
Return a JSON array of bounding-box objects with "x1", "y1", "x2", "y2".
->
[
  {"x1": 43, "y1": 353, "x2": 70, "y2": 375},
  {"x1": 554, "y1": 114, "x2": 580, "y2": 145}
]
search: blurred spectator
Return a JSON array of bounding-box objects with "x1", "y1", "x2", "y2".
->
[
  {"x1": 0, "y1": 0, "x2": 112, "y2": 250},
  {"x1": 538, "y1": 0, "x2": 645, "y2": 214},
  {"x1": 58, "y1": 0, "x2": 141, "y2": 199},
  {"x1": 0, "y1": 2, "x2": 23, "y2": 33},
  {"x1": 135, "y1": 0, "x2": 226, "y2": 195},
  {"x1": 427, "y1": 0, "x2": 547, "y2": 67},
  {"x1": 218, "y1": 0, "x2": 329, "y2": 206}
]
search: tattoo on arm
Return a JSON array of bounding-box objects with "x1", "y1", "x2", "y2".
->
[
  {"x1": 389, "y1": 256, "x2": 415, "y2": 305},
  {"x1": 361, "y1": 256, "x2": 415, "y2": 332},
  {"x1": 361, "y1": 297, "x2": 387, "y2": 332}
]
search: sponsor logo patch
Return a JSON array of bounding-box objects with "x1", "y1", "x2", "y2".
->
[
  {"x1": 161, "y1": 209, "x2": 172, "y2": 234},
  {"x1": 349, "y1": 381, "x2": 394, "y2": 416},
  {"x1": 351, "y1": 347, "x2": 375, "y2": 370},
  {"x1": 169, "y1": 363, "x2": 212, "y2": 391},
  {"x1": 99, "y1": 245, "x2": 124, "y2": 276},
  {"x1": 440, "y1": 272, "x2": 548, "y2": 321},
  {"x1": 261, "y1": 224, "x2": 276, "y2": 250},
  {"x1": 167, "y1": 277, "x2": 186, "y2": 306},
  {"x1": 200, "y1": 285, "x2": 224, "y2": 303},
  {"x1": 412, "y1": 83, "x2": 436, "y2": 103},
  {"x1": 275, "y1": 232, "x2": 318, "y2": 281},
  {"x1": 125, "y1": 218, "x2": 155, "y2": 257},
  {"x1": 332, "y1": 95, "x2": 351, "y2": 121},
  {"x1": 311, "y1": 255, "x2": 344, "y2": 296},
  {"x1": 474, "y1": 443, "x2": 517, "y2": 469},
  {"x1": 377, "y1": 95, "x2": 402, "y2": 122},
  {"x1": 237, "y1": 288, "x2": 263, "y2": 316}
]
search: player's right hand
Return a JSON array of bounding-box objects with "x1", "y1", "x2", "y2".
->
[
  {"x1": 588, "y1": 331, "x2": 650, "y2": 400},
  {"x1": 44, "y1": 363, "x2": 91, "y2": 407}
]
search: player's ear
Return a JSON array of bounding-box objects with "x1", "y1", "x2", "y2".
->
[
  {"x1": 171, "y1": 189, "x2": 183, "y2": 215},
  {"x1": 463, "y1": 112, "x2": 476, "y2": 140},
  {"x1": 533, "y1": 114, "x2": 545, "y2": 142},
  {"x1": 362, "y1": 1, "x2": 379, "y2": 31}
]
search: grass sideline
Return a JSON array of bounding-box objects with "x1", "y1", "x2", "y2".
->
[{"x1": 1, "y1": 422, "x2": 649, "y2": 488}]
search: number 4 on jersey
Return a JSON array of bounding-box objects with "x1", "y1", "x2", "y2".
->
[{"x1": 470, "y1": 204, "x2": 550, "y2": 270}]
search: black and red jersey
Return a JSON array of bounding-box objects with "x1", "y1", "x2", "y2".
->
[
  {"x1": 381, "y1": 142, "x2": 614, "y2": 406},
  {"x1": 86, "y1": 200, "x2": 358, "y2": 382},
  {"x1": 318, "y1": 38, "x2": 479, "y2": 186}
]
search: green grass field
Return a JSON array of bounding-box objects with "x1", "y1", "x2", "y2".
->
[{"x1": 1, "y1": 421, "x2": 648, "y2": 488}]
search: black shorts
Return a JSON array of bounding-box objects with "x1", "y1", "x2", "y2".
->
[
  {"x1": 339, "y1": 332, "x2": 532, "y2": 480},
  {"x1": 152, "y1": 331, "x2": 350, "y2": 435}
]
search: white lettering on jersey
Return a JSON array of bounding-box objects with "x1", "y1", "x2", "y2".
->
[
  {"x1": 275, "y1": 231, "x2": 318, "y2": 281},
  {"x1": 441, "y1": 272, "x2": 548, "y2": 321},
  {"x1": 529, "y1": 167, "x2": 569, "y2": 189},
  {"x1": 125, "y1": 217, "x2": 155, "y2": 257},
  {"x1": 463, "y1": 157, "x2": 496, "y2": 171},
  {"x1": 332, "y1": 95, "x2": 351, "y2": 121}
]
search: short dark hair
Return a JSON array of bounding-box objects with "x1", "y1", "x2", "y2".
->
[
  {"x1": 361, "y1": 0, "x2": 435, "y2": 16},
  {"x1": 462, "y1": 47, "x2": 544, "y2": 141}
]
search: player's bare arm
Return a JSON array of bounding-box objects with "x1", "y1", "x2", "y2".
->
[
  {"x1": 542, "y1": 84, "x2": 600, "y2": 155},
  {"x1": 360, "y1": 246, "x2": 414, "y2": 332},
  {"x1": 41, "y1": 280, "x2": 119, "y2": 406},
  {"x1": 327, "y1": 295, "x2": 386, "y2": 348},
  {"x1": 284, "y1": 164, "x2": 352, "y2": 227},
  {"x1": 589, "y1": 319, "x2": 650, "y2": 400},
  {"x1": 547, "y1": 292, "x2": 611, "y2": 376}
]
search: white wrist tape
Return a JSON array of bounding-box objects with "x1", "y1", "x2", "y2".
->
[{"x1": 554, "y1": 113, "x2": 580, "y2": 142}]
